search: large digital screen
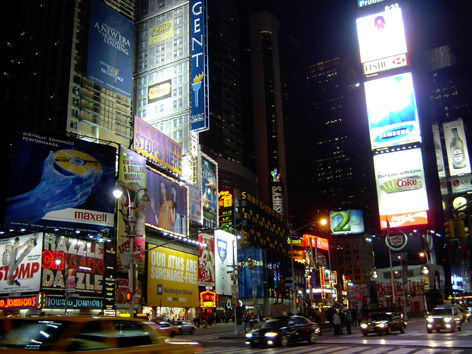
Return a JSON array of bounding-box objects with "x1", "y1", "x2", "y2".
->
[
  {"x1": 238, "y1": 248, "x2": 264, "y2": 298},
  {"x1": 443, "y1": 120, "x2": 471, "y2": 177},
  {"x1": 364, "y1": 73, "x2": 421, "y2": 149},
  {"x1": 374, "y1": 149, "x2": 429, "y2": 229},
  {"x1": 356, "y1": 5, "x2": 407, "y2": 64},
  {"x1": 329, "y1": 210, "x2": 365, "y2": 235},
  {"x1": 201, "y1": 154, "x2": 218, "y2": 229},
  {"x1": 87, "y1": 0, "x2": 134, "y2": 98}
]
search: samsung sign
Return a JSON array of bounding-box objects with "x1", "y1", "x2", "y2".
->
[
  {"x1": 358, "y1": 0, "x2": 386, "y2": 7},
  {"x1": 190, "y1": 0, "x2": 209, "y2": 132}
]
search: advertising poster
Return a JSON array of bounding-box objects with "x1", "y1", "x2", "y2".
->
[
  {"x1": 133, "y1": 116, "x2": 182, "y2": 175},
  {"x1": 187, "y1": 183, "x2": 202, "y2": 224},
  {"x1": 374, "y1": 149, "x2": 429, "y2": 229},
  {"x1": 198, "y1": 232, "x2": 215, "y2": 287},
  {"x1": 115, "y1": 277, "x2": 141, "y2": 306},
  {"x1": 238, "y1": 248, "x2": 264, "y2": 298},
  {"x1": 432, "y1": 124, "x2": 446, "y2": 178},
  {"x1": 201, "y1": 154, "x2": 218, "y2": 229},
  {"x1": 443, "y1": 120, "x2": 471, "y2": 177},
  {"x1": 451, "y1": 175, "x2": 472, "y2": 194},
  {"x1": 364, "y1": 73, "x2": 421, "y2": 149},
  {"x1": 190, "y1": 0, "x2": 209, "y2": 131},
  {"x1": 116, "y1": 147, "x2": 147, "y2": 272},
  {"x1": 5, "y1": 130, "x2": 116, "y2": 233},
  {"x1": 329, "y1": 210, "x2": 365, "y2": 235},
  {"x1": 87, "y1": 0, "x2": 134, "y2": 98},
  {"x1": 41, "y1": 234, "x2": 105, "y2": 296},
  {"x1": 148, "y1": 80, "x2": 172, "y2": 104},
  {"x1": 214, "y1": 230, "x2": 237, "y2": 296},
  {"x1": 0, "y1": 233, "x2": 42, "y2": 295},
  {"x1": 356, "y1": 6, "x2": 407, "y2": 64},
  {"x1": 145, "y1": 170, "x2": 188, "y2": 236},
  {"x1": 147, "y1": 247, "x2": 198, "y2": 307},
  {"x1": 149, "y1": 20, "x2": 174, "y2": 45}
]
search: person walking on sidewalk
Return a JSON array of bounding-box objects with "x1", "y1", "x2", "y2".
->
[
  {"x1": 344, "y1": 309, "x2": 353, "y2": 334},
  {"x1": 333, "y1": 311, "x2": 341, "y2": 336}
]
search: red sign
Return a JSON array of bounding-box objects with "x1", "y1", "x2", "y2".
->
[
  {"x1": 200, "y1": 290, "x2": 217, "y2": 307},
  {"x1": 0, "y1": 293, "x2": 42, "y2": 310},
  {"x1": 302, "y1": 234, "x2": 329, "y2": 251}
]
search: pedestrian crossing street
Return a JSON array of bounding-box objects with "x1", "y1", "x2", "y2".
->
[{"x1": 203, "y1": 344, "x2": 466, "y2": 354}]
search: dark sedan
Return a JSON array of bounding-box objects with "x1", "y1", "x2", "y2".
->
[
  {"x1": 245, "y1": 315, "x2": 320, "y2": 348},
  {"x1": 360, "y1": 312, "x2": 407, "y2": 336}
]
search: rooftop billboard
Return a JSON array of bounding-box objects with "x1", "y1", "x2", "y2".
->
[
  {"x1": 374, "y1": 149, "x2": 429, "y2": 229},
  {"x1": 356, "y1": 5, "x2": 407, "y2": 64},
  {"x1": 329, "y1": 210, "x2": 365, "y2": 235},
  {"x1": 87, "y1": 0, "x2": 134, "y2": 98},
  {"x1": 443, "y1": 120, "x2": 471, "y2": 177},
  {"x1": 364, "y1": 72, "x2": 421, "y2": 149}
]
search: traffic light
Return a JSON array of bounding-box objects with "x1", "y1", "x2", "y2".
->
[
  {"x1": 456, "y1": 218, "x2": 467, "y2": 239},
  {"x1": 444, "y1": 219, "x2": 456, "y2": 239},
  {"x1": 247, "y1": 257, "x2": 254, "y2": 270}
]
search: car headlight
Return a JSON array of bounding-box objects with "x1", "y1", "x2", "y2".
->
[
  {"x1": 264, "y1": 332, "x2": 278, "y2": 338},
  {"x1": 245, "y1": 333, "x2": 253, "y2": 338},
  {"x1": 378, "y1": 323, "x2": 386, "y2": 328},
  {"x1": 361, "y1": 323, "x2": 368, "y2": 329},
  {"x1": 444, "y1": 317, "x2": 452, "y2": 323},
  {"x1": 426, "y1": 316, "x2": 433, "y2": 323}
]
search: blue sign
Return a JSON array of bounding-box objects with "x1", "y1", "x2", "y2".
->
[
  {"x1": 87, "y1": 0, "x2": 134, "y2": 98},
  {"x1": 238, "y1": 248, "x2": 264, "y2": 298},
  {"x1": 190, "y1": 0, "x2": 209, "y2": 131},
  {"x1": 4, "y1": 130, "x2": 116, "y2": 233}
]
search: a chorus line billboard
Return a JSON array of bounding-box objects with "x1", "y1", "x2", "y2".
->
[
  {"x1": 145, "y1": 170, "x2": 188, "y2": 236},
  {"x1": 329, "y1": 210, "x2": 365, "y2": 235},
  {"x1": 374, "y1": 148, "x2": 429, "y2": 229},
  {"x1": 5, "y1": 130, "x2": 116, "y2": 233},
  {"x1": 356, "y1": 5, "x2": 407, "y2": 64},
  {"x1": 443, "y1": 120, "x2": 471, "y2": 177},
  {"x1": 87, "y1": 0, "x2": 134, "y2": 98},
  {"x1": 364, "y1": 72, "x2": 421, "y2": 150}
]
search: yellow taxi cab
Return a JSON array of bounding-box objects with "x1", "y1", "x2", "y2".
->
[{"x1": 0, "y1": 316, "x2": 203, "y2": 353}]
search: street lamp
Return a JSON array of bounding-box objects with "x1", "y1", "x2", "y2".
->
[{"x1": 113, "y1": 182, "x2": 150, "y2": 316}]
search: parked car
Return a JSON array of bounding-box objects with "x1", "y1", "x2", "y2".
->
[
  {"x1": 149, "y1": 320, "x2": 179, "y2": 337},
  {"x1": 173, "y1": 320, "x2": 196, "y2": 334},
  {"x1": 426, "y1": 304, "x2": 463, "y2": 333},
  {"x1": 0, "y1": 316, "x2": 203, "y2": 353},
  {"x1": 360, "y1": 312, "x2": 407, "y2": 336},
  {"x1": 245, "y1": 315, "x2": 319, "y2": 348}
]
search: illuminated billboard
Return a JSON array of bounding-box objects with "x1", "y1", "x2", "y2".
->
[
  {"x1": 198, "y1": 232, "x2": 215, "y2": 287},
  {"x1": 190, "y1": 0, "x2": 209, "y2": 131},
  {"x1": 0, "y1": 234, "x2": 42, "y2": 295},
  {"x1": 374, "y1": 149, "x2": 429, "y2": 229},
  {"x1": 5, "y1": 130, "x2": 116, "y2": 233},
  {"x1": 329, "y1": 210, "x2": 365, "y2": 235},
  {"x1": 356, "y1": 5, "x2": 407, "y2": 64},
  {"x1": 87, "y1": 0, "x2": 134, "y2": 98},
  {"x1": 443, "y1": 120, "x2": 471, "y2": 176},
  {"x1": 201, "y1": 154, "x2": 218, "y2": 229},
  {"x1": 432, "y1": 124, "x2": 446, "y2": 178},
  {"x1": 214, "y1": 230, "x2": 237, "y2": 296},
  {"x1": 145, "y1": 170, "x2": 188, "y2": 236},
  {"x1": 147, "y1": 247, "x2": 199, "y2": 308},
  {"x1": 238, "y1": 248, "x2": 264, "y2": 298},
  {"x1": 133, "y1": 116, "x2": 182, "y2": 175},
  {"x1": 358, "y1": 0, "x2": 386, "y2": 7},
  {"x1": 364, "y1": 72, "x2": 421, "y2": 149}
]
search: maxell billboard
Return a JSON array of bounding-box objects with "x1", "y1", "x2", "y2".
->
[
  {"x1": 364, "y1": 72, "x2": 421, "y2": 150},
  {"x1": 374, "y1": 149, "x2": 429, "y2": 229},
  {"x1": 190, "y1": 0, "x2": 209, "y2": 131},
  {"x1": 4, "y1": 130, "x2": 116, "y2": 233},
  {"x1": 87, "y1": 0, "x2": 134, "y2": 98}
]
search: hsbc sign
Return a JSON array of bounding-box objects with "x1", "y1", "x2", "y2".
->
[{"x1": 364, "y1": 54, "x2": 408, "y2": 75}]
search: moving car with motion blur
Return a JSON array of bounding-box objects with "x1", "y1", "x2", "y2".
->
[
  {"x1": 245, "y1": 315, "x2": 319, "y2": 348},
  {"x1": 360, "y1": 312, "x2": 407, "y2": 336},
  {"x1": 150, "y1": 319, "x2": 179, "y2": 337},
  {"x1": 172, "y1": 320, "x2": 196, "y2": 334},
  {"x1": 0, "y1": 316, "x2": 203, "y2": 353},
  {"x1": 426, "y1": 304, "x2": 463, "y2": 333}
]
